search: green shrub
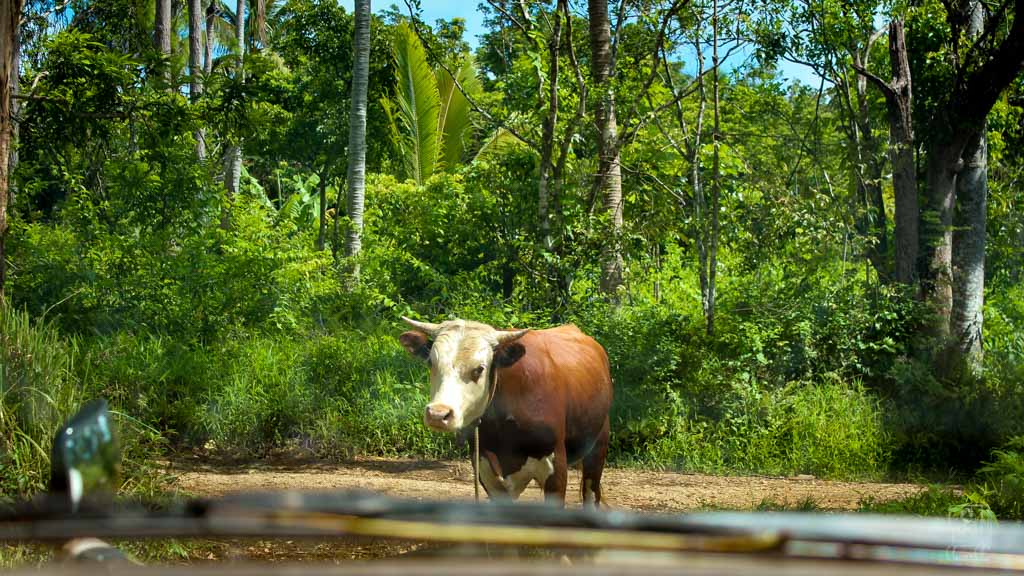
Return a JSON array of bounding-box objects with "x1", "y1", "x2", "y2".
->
[
  {"x1": 976, "y1": 436, "x2": 1024, "y2": 520},
  {"x1": 858, "y1": 485, "x2": 967, "y2": 517}
]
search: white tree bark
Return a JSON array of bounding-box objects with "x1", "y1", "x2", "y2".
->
[{"x1": 344, "y1": 0, "x2": 371, "y2": 281}]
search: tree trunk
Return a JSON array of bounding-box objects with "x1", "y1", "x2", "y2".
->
[
  {"x1": 537, "y1": 0, "x2": 562, "y2": 254},
  {"x1": 921, "y1": 139, "x2": 958, "y2": 336},
  {"x1": 852, "y1": 63, "x2": 888, "y2": 281},
  {"x1": 316, "y1": 173, "x2": 328, "y2": 251},
  {"x1": 343, "y1": 0, "x2": 370, "y2": 283},
  {"x1": 920, "y1": 0, "x2": 1024, "y2": 363},
  {"x1": 155, "y1": 0, "x2": 172, "y2": 83},
  {"x1": 885, "y1": 20, "x2": 918, "y2": 285},
  {"x1": 952, "y1": 130, "x2": 986, "y2": 369},
  {"x1": 9, "y1": 17, "x2": 19, "y2": 210},
  {"x1": 223, "y1": 0, "x2": 244, "y2": 201},
  {"x1": 189, "y1": 0, "x2": 206, "y2": 160},
  {"x1": 0, "y1": 0, "x2": 24, "y2": 300},
  {"x1": 706, "y1": 0, "x2": 720, "y2": 336},
  {"x1": 950, "y1": 1, "x2": 987, "y2": 372},
  {"x1": 588, "y1": 0, "x2": 623, "y2": 295},
  {"x1": 693, "y1": 48, "x2": 709, "y2": 326},
  {"x1": 204, "y1": 0, "x2": 216, "y2": 75}
]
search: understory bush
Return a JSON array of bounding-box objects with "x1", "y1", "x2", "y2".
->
[{"x1": 6, "y1": 155, "x2": 1024, "y2": 483}]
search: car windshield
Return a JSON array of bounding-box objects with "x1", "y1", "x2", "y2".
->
[{"x1": 2, "y1": 0, "x2": 1023, "y2": 572}]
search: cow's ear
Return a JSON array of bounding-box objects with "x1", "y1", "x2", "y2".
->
[
  {"x1": 493, "y1": 342, "x2": 526, "y2": 368},
  {"x1": 399, "y1": 331, "x2": 432, "y2": 361}
]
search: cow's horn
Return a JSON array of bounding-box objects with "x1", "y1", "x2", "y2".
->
[
  {"x1": 401, "y1": 316, "x2": 442, "y2": 337},
  {"x1": 495, "y1": 328, "x2": 529, "y2": 344}
]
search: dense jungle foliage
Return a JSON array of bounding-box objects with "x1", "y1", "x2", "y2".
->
[{"x1": 1, "y1": 0, "x2": 1023, "y2": 513}]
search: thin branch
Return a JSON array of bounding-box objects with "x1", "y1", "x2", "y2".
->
[
  {"x1": 785, "y1": 75, "x2": 826, "y2": 188},
  {"x1": 610, "y1": 0, "x2": 629, "y2": 74},
  {"x1": 851, "y1": 61, "x2": 896, "y2": 99},
  {"x1": 620, "y1": 42, "x2": 741, "y2": 146},
  {"x1": 866, "y1": 26, "x2": 887, "y2": 53},
  {"x1": 620, "y1": 0, "x2": 701, "y2": 143},
  {"x1": 516, "y1": 0, "x2": 535, "y2": 29},
  {"x1": 553, "y1": 0, "x2": 587, "y2": 180},
  {"x1": 619, "y1": 160, "x2": 688, "y2": 205},
  {"x1": 648, "y1": 98, "x2": 687, "y2": 158},
  {"x1": 960, "y1": 0, "x2": 1014, "y2": 74},
  {"x1": 484, "y1": 0, "x2": 530, "y2": 35},
  {"x1": 27, "y1": 71, "x2": 48, "y2": 95}
]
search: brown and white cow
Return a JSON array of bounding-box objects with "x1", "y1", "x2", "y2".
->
[{"x1": 399, "y1": 317, "x2": 613, "y2": 507}]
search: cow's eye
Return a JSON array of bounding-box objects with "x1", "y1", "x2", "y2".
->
[{"x1": 472, "y1": 366, "x2": 484, "y2": 380}]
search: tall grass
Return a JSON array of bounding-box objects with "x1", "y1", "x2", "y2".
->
[
  {"x1": 0, "y1": 305, "x2": 83, "y2": 496},
  {"x1": 0, "y1": 304, "x2": 167, "y2": 500},
  {"x1": 3, "y1": 300, "x2": 895, "y2": 483}
]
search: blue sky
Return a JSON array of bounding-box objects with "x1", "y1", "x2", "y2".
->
[{"x1": 338, "y1": 1, "x2": 820, "y2": 86}]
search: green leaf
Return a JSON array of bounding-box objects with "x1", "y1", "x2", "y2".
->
[
  {"x1": 436, "y1": 55, "x2": 481, "y2": 170},
  {"x1": 391, "y1": 23, "x2": 440, "y2": 185}
]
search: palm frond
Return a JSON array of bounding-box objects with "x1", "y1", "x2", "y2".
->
[
  {"x1": 472, "y1": 127, "x2": 528, "y2": 164},
  {"x1": 436, "y1": 54, "x2": 482, "y2": 170},
  {"x1": 391, "y1": 22, "x2": 440, "y2": 185},
  {"x1": 253, "y1": 0, "x2": 267, "y2": 45},
  {"x1": 381, "y1": 96, "x2": 409, "y2": 171}
]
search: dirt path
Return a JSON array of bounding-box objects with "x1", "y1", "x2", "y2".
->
[{"x1": 169, "y1": 456, "x2": 922, "y2": 512}]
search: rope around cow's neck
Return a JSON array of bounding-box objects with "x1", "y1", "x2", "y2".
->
[
  {"x1": 473, "y1": 361, "x2": 501, "y2": 502},
  {"x1": 473, "y1": 427, "x2": 480, "y2": 502}
]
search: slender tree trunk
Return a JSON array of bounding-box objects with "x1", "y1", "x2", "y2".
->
[
  {"x1": 951, "y1": 1, "x2": 987, "y2": 372},
  {"x1": 9, "y1": 18, "x2": 19, "y2": 210},
  {"x1": 538, "y1": 0, "x2": 562, "y2": 254},
  {"x1": 886, "y1": 21, "x2": 918, "y2": 286},
  {"x1": 223, "y1": 0, "x2": 244, "y2": 203},
  {"x1": 189, "y1": 0, "x2": 206, "y2": 160},
  {"x1": 588, "y1": 0, "x2": 623, "y2": 295},
  {"x1": 0, "y1": 0, "x2": 24, "y2": 300},
  {"x1": 706, "y1": 0, "x2": 720, "y2": 336},
  {"x1": 316, "y1": 173, "x2": 327, "y2": 251},
  {"x1": 343, "y1": 0, "x2": 370, "y2": 283},
  {"x1": 851, "y1": 62, "x2": 888, "y2": 280},
  {"x1": 204, "y1": 0, "x2": 216, "y2": 75},
  {"x1": 155, "y1": 0, "x2": 172, "y2": 83},
  {"x1": 550, "y1": 0, "x2": 585, "y2": 311},
  {"x1": 693, "y1": 49, "x2": 709, "y2": 324}
]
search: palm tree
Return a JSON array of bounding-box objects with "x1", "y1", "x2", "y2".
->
[
  {"x1": 383, "y1": 23, "x2": 482, "y2": 185},
  {"x1": 343, "y1": 0, "x2": 371, "y2": 281},
  {"x1": 189, "y1": 0, "x2": 206, "y2": 160},
  {"x1": 588, "y1": 0, "x2": 623, "y2": 295},
  {"x1": 223, "y1": 0, "x2": 245, "y2": 201},
  {"x1": 155, "y1": 0, "x2": 172, "y2": 83}
]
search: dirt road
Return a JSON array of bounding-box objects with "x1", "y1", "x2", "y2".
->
[{"x1": 171, "y1": 456, "x2": 921, "y2": 512}]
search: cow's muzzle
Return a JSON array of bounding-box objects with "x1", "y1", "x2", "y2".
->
[{"x1": 424, "y1": 403, "x2": 455, "y2": 431}]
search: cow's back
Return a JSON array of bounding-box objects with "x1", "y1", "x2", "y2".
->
[{"x1": 494, "y1": 324, "x2": 612, "y2": 462}]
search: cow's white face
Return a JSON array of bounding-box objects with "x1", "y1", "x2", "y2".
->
[{"x1": 399, "y1": 318, "x2": 528, "y2": 432}]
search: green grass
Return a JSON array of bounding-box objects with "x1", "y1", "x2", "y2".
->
[
  {"x1": 2, "y1": 301, "x2": 895, "y2": 489},
  {"x1": 0, "y1": 304, "x2": 169, "y2": 501}
]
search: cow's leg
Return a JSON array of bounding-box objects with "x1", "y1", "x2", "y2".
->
[
  {"x1": 542, "y1": 443, "x2": 568, "y2": 506},
  {"x1": 478, "y1": 452, "x2": 511, "y2": 499},
  {"x1": 581, "y1": 416, "x2": 610, "y2": 508}
]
